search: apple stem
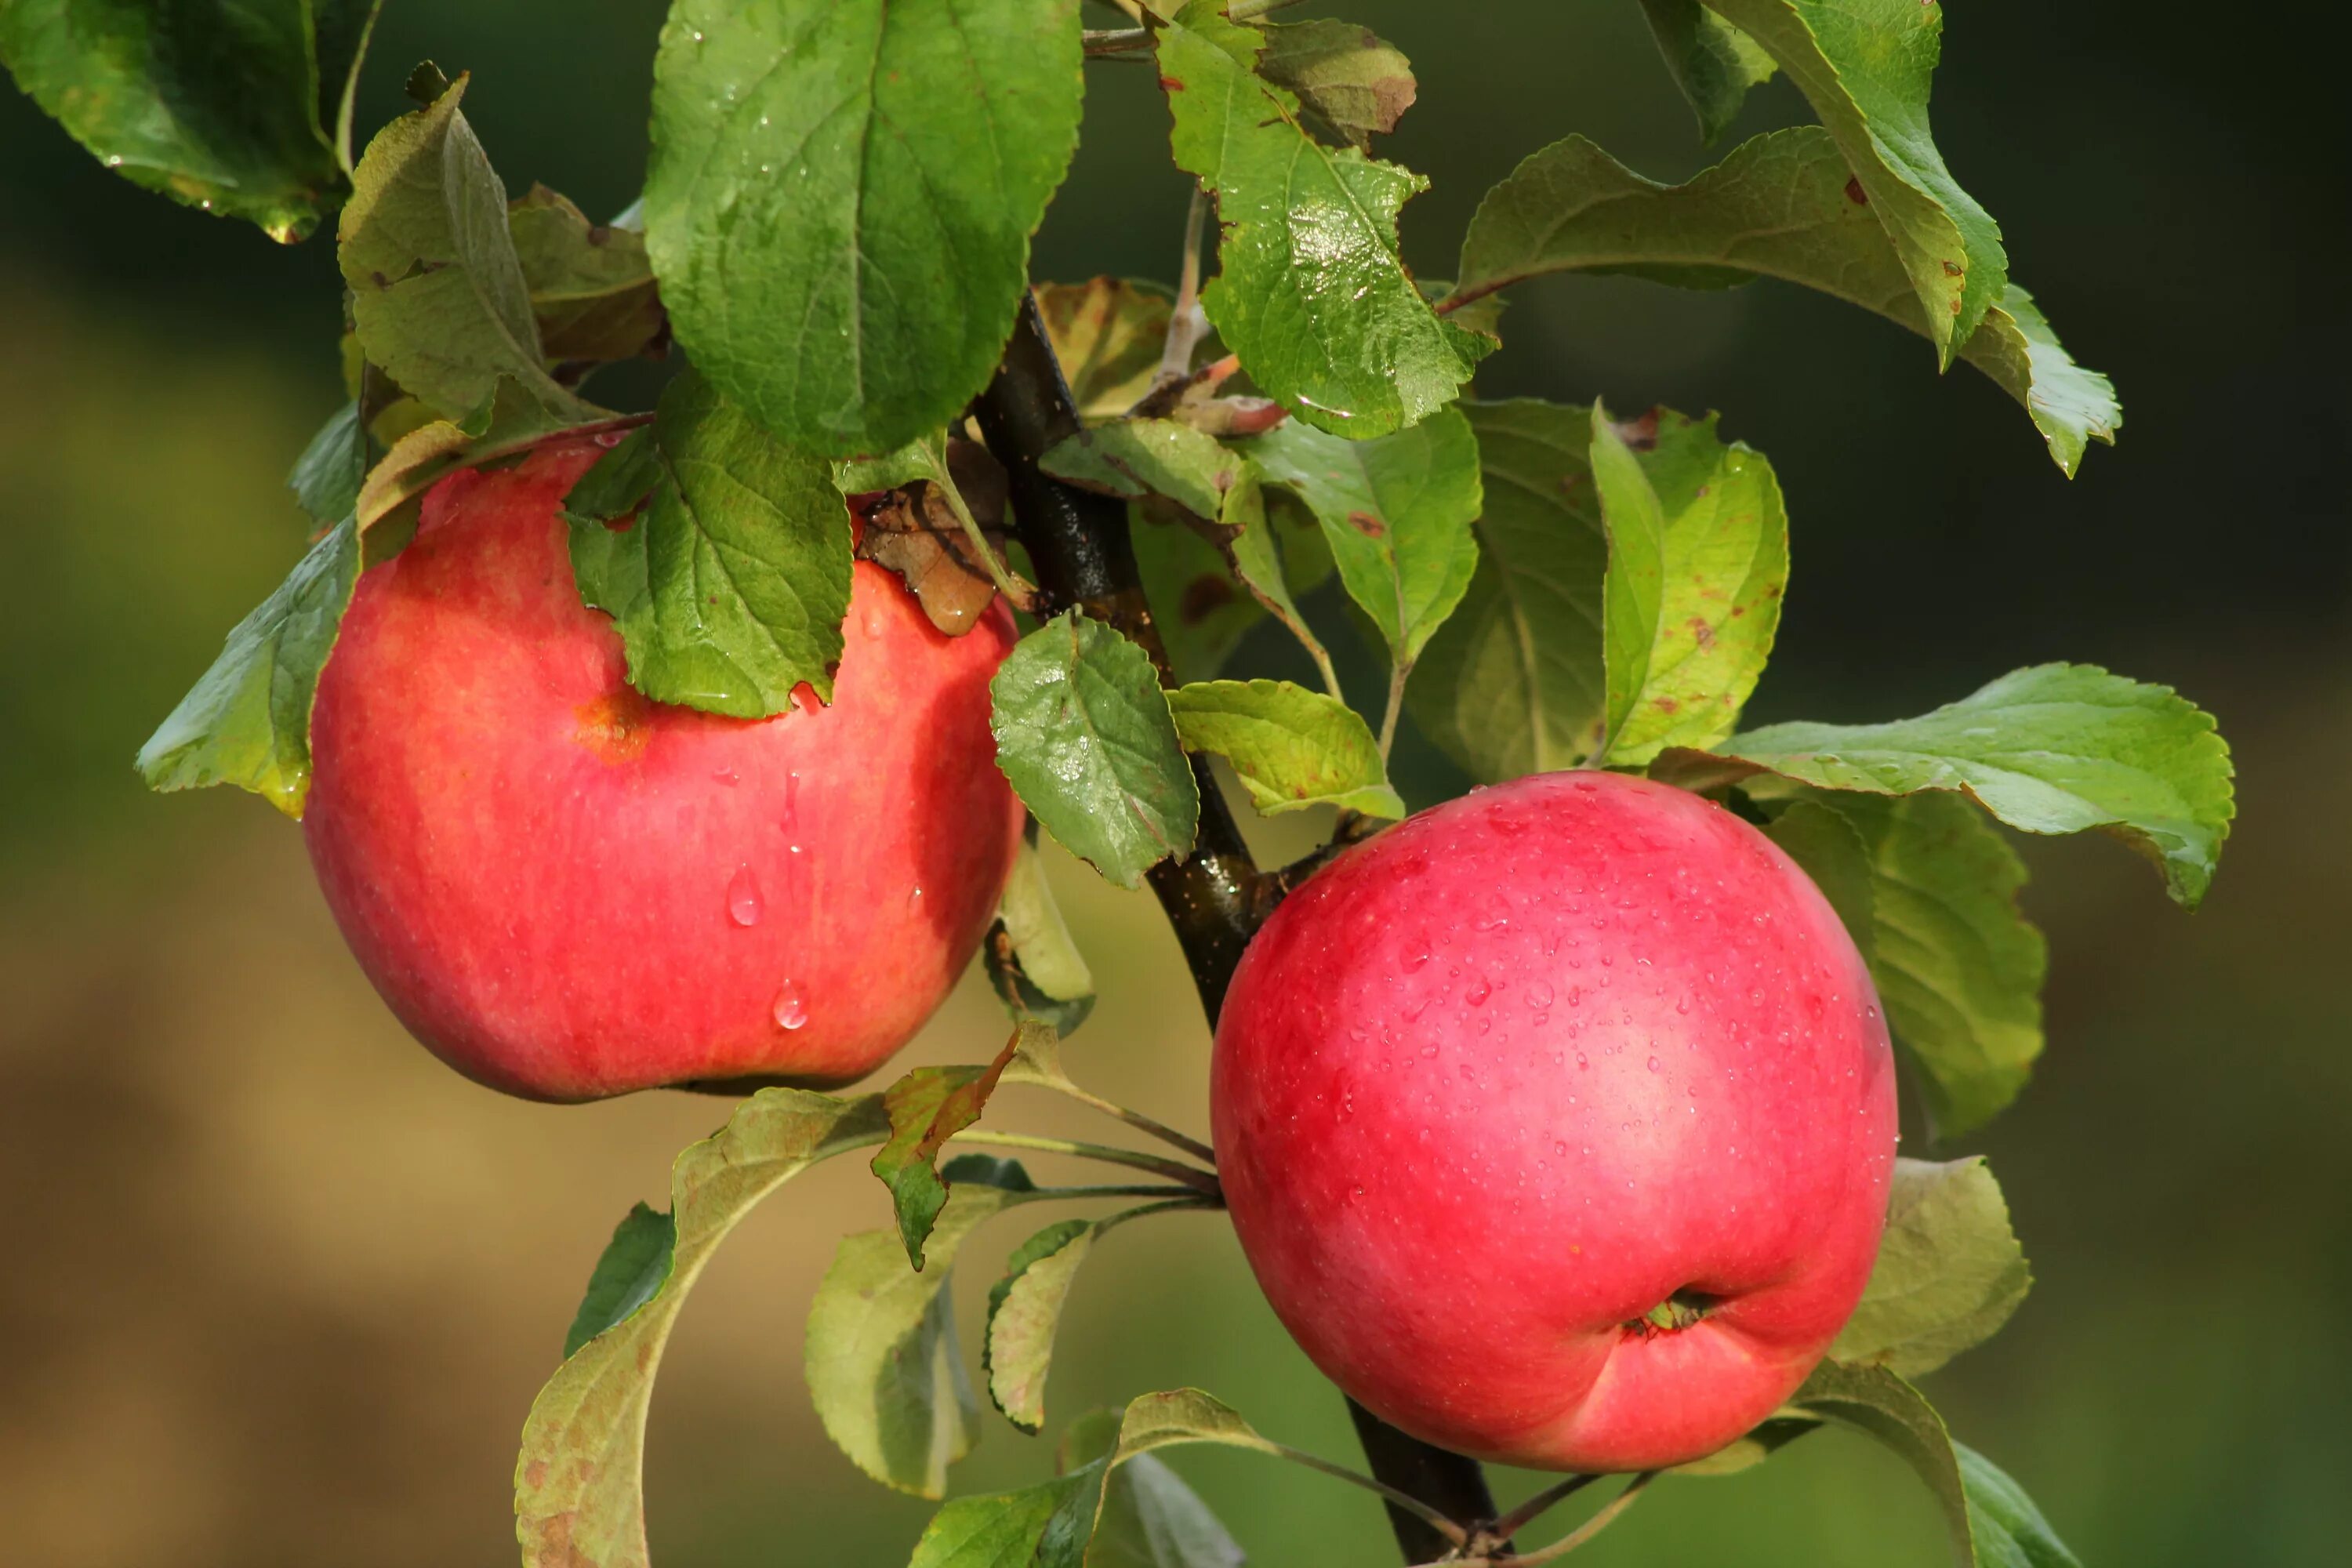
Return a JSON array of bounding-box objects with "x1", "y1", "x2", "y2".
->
[
  {"x1": 977, "y1": 285, "x2": 1503, "y2": 1566},
  {"x1": 949, "y1": 1129, "x2": 1221, "y2": 1199}
]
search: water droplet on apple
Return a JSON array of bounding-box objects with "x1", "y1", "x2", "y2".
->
[
  {"x1": 727, "y1": 866, "x2": 764, "y2": 926},
  {"x1": 1465, "y1": 976, "x2": 1491, "y2": 1005},
  {"x1": 1524, "y1": 982, "x2": 1554, "y2": 1009},
  {"x1": 908, "y1": 884, "x2": 924, "y2": 908},
  {"x1": 1646, "y1": 1055, "x2": 1661, "y2": 1073},
  {"x1": 593, "y1": 429, "x2": 627, "y2": 448},
  {"x1": 772, "y1": 982, "x2": 808, "y2": 1030},
  {"x1": 713, "y1": 767, "x2": 739, "y2": 786}
]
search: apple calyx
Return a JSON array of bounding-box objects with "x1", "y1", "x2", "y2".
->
[{"x1": 1627, "y1": 1289, "x2": 1719, "y2": 1338}]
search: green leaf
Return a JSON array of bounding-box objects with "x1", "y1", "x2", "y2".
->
[
  {"x1": 337, "y1": 74, "x2": 588, "y2": 424},
  {"x1": 1158, "y1": 5, "x2": 1472, "y2": 437},
  {"x1": 1167, "y1": 680, "x2": 1403, "y2": 818},
  {"x1": 995, "y1": 840, "x2": 1095, "y2": 1006},
  {"x1": 1764, "y1": 791, "x2": 2048, "y2": 1134},
  {"x1": 352, "y1": 377, "x2": 619, "y2": 537},
  {"x1": 507, "y1": 184, "x2": 666, "y2": 364},
  {"x1": 990, "y1": 613, "x2": 1200, "y2": 891},
  {"x1": 565, "y1": 370, "x2": 854, "y2": 717},
  {"x1": 1595, "y1": 405, "x2": 1788, "y2": 765},
  {"x1": 1042, "y1": 420, "x2": 1246, "y2": 521},
  {"x1": 644, "y1": 0, "x2": 1083, "y2": 455},
  {"x1": 1661, "y1": 662, "x2": 2236, "y2": 908},
  {"x1": 0, "y1": 0, "x2": 357, "y2": 240},
  {"x1": 1131, "y1": 505, "x2": 1265, "y2": 684},
  {"x1": 563, "y1": 1204, "x2": 677, "y2": 1359},
  {"x1": 1405, "y1": 400, "x2": 1606, "y2": 779},
  {"x1": 1217, "y1": 469, "x2": 1338, "y2": 684},
  {"x1": 1696, "y1": 0, "x2": 2005, "y2": 359},
  {"x1": 914, "y1": 1390, "x2": 1290, "y2": 1568},
  {"x1": 807, "y1": 1174, "x2": 1040, "y2": 1497},
  {"x1": 1588, "y1": 407, "x2": 1669, "y2": 763},
  {"x1": 1058, "y1": 1406, "x2": 1247, "y2": 1568},
  {"x1": 1639, "y1": 0, "x2": 1777, "y2": 145},
  {"x1": 288, "y1": 401, "x2": 366, "y2": 525},
  {"x1": 1835, "y1": 1157, "x2": 2031, "y2": 1379},
  {"x1": 1956, "y1": 1443, "x2": 2085, "y2": 1568},
  {"x1": 1446, "y1": 129, "x2": 2115, "y2": 474},
  {"x1": 515, "y1": 1090, "x2": 891, "y2": 1568},
  {"x1": 909, "y1": 1473, "x2": 1097, "y2": 1568},
  {"x1": 1037, "y1": 1392, "x2": 1276, "y2": 1565},
  {"x1": 1410, "y1": 400, "x2": 1787, "y2": 781},
  {"x1": 872, "y1": 1044, "x2": 1018, "y2": 1271},
  {"x1": 135, "y1": 515, "x2": 361, "y2": 818},
  {"x1": 1247, "y1": 408, "x2": 1482, "y2": 669},
  {"x1": 1254, "y1": 20, "x2": 1416, "y2": 149},
  {"x1": 983, "y1": 1218, "x2": 1097, "y2": 1435},
  {"x1": 1036, "y1": 278, "x2": 1179, "y2": 420},
  {"x1": 1789, "y1": 1363, "x2": 2080, "y2": 1568}
]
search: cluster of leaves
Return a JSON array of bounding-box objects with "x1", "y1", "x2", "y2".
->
[{"x1": 6, "y1": 2, "x2": 2236, "y2": 1566}]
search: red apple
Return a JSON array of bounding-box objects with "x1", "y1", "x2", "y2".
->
[
  {"x1": 302, "y1": 441, "x2": 1022, "y2": 1101},
  {"x1": 1210, "y1": 772, "x2": 1896, "y2": 1472}
]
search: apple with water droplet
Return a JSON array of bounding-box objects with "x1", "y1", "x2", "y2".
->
[
  {"x1": 301, "y1": 442, "x2": 1022, "y2": 1100},
  {"x1": 1210, "y1": 772, "x2": 1896, "y2": 1472}
]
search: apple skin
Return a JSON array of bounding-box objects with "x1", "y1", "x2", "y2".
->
[
  {"x1": 302, "y1": 441, "x2": 1023, "y2": 1102},
  {"x1": 1210, "y1": 772, "x2": 1896, "y2": 1472}
]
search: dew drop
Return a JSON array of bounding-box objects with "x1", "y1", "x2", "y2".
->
[
  {"x1": 727, "y1": 865, "x2": 764, "y2": 926},
  {"x1": 593, "y1": 429, "x2": 628, "y2": 448},
  {"x1": 1646, "y1": 1055, "x2": 1661, "y2": 1073},
  {"x1": 1524, "y1": 982, "x2": 1554, "y2": 1009},
  {"x1": 713, "y1": 766, "x2": 739, "y2": 786},
  {"x1": 908, "y1": 885, "x2": 925, "y2": 908},
  {"x1": 1465, "y1": 976, "x2": 1491, "y2": 1006},
  {"x1": 771, "y1": 982, "x2": 808, "y2": 1030}
]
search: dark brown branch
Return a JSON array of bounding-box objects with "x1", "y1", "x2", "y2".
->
[{"x1": 974, "y1": 288, "x2": 1501, "y2": 1562}]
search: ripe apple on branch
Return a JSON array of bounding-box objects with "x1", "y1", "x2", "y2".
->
[{"x1": 5, "y1": 1, "x2": 2236, "y2": 1565}]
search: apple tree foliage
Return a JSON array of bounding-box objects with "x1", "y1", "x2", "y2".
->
[{"x1": 5, "y1": 2, "x2": 2236, "y2": 1565}]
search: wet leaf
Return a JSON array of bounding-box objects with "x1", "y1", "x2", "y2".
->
[
  {"x1": 565, "y1": 371, "x2": 852, "y2": 717},
  {"x1": 645, "y1": 0, "x2": 1083, "y2": 453},
  {"x1": 990, "y1": 613, "x2": 1200, "y2": 890},
  {"x1": 0, "y1": 0, "x2": 367, "y2": 240},
  {"x1": 135, "y1": 515, "x2": 360, "y2": 818},
  {"x1": 1158, "y1": 4, "x2": 1472, "y2": 437}
]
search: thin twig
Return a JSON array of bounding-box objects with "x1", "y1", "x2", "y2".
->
[
  {"x1": 1491, "y1": 1472, "x2": 1658, "y2": 1566},
  {"x1": 1255, "y1": 1440, "x2": 1470, "y2": 1548},
  {"x1": 1485, "y1": 1475, "x2": 1599, "y2": 1541},
  {"x1": 1156, "y1": 184, "x2": 1213, "y2": 389},
  {"x1": 1377, "y1": 661, "x2": 1409, "y2": 760},
  {"x1": 949, "y1": 1130, "x2": 1221, "y2": 1198},
  {"x1": 1083, "y1": 27, "x2": 1154, "y2": 56},
  {"x1": 1027, "y1": 1074, "x2": 1219, "y2": 1167}
]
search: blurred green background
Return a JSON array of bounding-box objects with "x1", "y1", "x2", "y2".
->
[{"x1": 2, "y1": 2, "x2": 2345, "y2": 1565}]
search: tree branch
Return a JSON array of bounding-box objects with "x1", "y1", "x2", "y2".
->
[{"x1": 975, "y1": 288, "x2": 1501, "y2": 1563}]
